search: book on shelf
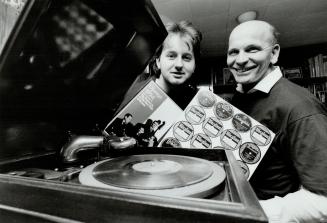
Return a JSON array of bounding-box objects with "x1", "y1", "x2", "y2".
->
[
  {"x1": 317, "y1": 91, "x2": 326, "y2": 104},
  {"x1": 282, "y1": 67, "x2": 302, "y2": 79},
  {"x1": 308, "y1": 54, "x2": 327, "y2": 78},
  {"x1": 307, "y1": 82, "x2": 327, "y2": 104}
]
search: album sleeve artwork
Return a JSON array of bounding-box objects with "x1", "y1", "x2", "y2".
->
[
  {"x1": 159, "y1": 89, "x2": 275, "y2": 180},
  {"x1": 104, "y1": 81, "x2": 183, "y2": 147}
]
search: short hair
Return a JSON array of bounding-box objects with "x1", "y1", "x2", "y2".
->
[
  {"x1": 269, "y1": 23, "x2": 280, "y2": 45},
  {"x1": 149, "y1": 20, "x2": 202, "y2": 77}
]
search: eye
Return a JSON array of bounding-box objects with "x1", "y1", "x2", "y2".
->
[
  {"x1": 166, "y1": 52, "x2": 176, "y2": 59},
  {"x1": 228, "y1": 49, "x2": 238, "y2": 56},
  {"x1": 246, "y1": 47, "x2": 260, "y2": 53},
  {"x1": 182, "y1": 54, "x2": 193, "y2": 61}
]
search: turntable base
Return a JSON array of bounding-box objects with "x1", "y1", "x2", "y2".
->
[{"x1": 79, "y1": 154, "x2": 226, "y2": 198}]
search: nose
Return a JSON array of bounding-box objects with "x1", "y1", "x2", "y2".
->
[
  {"x1": 235, "y1": 51, "x2": 248, "y2": 65},
  {"x1": 174, "y1": 57, "x2": 183, "y2": 70}
]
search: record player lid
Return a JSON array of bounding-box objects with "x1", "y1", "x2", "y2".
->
[{"x1": 0, "y1": 0, "x2": 167, "y2": 160}]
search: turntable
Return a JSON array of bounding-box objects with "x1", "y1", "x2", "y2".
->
[{"x1": 79, "y1": 154, "x2": 226, "y2": 198}]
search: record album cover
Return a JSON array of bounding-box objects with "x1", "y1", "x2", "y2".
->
[
  {"x1": 104, "y1": 81, "x2": 183, "y2": 147},
  {"x1": 159, "y1": 89, "x2": 275, "y2": 180}
]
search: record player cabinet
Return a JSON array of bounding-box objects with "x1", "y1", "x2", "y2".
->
[
  {"x1": 0, "y1": 0, "x2": 267, "y2": 222},
  {"x1": 0, "y1": 149, "x2": 267, "y2": 222}
]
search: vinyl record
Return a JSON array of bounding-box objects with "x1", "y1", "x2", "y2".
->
[
  {"x1": 190, "y1": 133, "x2": 212, "y2": 149},
  {"x1": 197, "y1": 90, "x2": 217, "y2": 108},
  {"x1": 173, "y1": 121, "x2": 194, "y2": 142},
  {"x1": 220, "y1": 129, "x2": 242, "y2": 150},
  {"x1": 185, "y1": 105, "x2": 206, "y2": 125},
  {"x1": 202, "y1": 117, "x2": 224, "y2": 138},
  {"x1": 214, "y1": 102, "x2": 234, "y2": 121},
  {"x1": 232, "y1": 113, "x2": 252, "y2": 132},
  {"x1": 79, "y1": 154, "x2": 226, "y2": 198},
  {"x1": 250, "y1": 125, "x2": 271, "y2": 146},
  {"x1": 237, "y1": 160, "x2": 250, "y2": 180},
  {"x1": 92, "y1": 155, "x2": 213, "y2": 190},
  {"x1": 239, "y1": 142, "x2": 261, "y2": 164}
]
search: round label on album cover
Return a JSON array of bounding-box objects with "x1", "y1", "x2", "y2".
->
[
  {"x1": 214, "y1": 102, "x2": 234, "y2": 121},
  {"x1": 220, "y1": 129, "x2": 242, "y2": 150},
  {"x1": 173, "y1": 121, "x2": 194, "y2": 142},
  {"x1": 237, "y1": 160, "x2": 250, "y2": 179},
  {"x1": 161, "y1": 137, "x2": 182, "y2": 148},
  {"x1": 250, "y1": 125, "x2": 271, "y2": 146},
  {"x1": 202, "y1": 117, "x2": 224, "y2": 138},
  {"x1": 232, "y1": 113, "x2": 252, "y2": 132},
  {"x1": 197, "y1": 90, "x2": 217, "y2": 108},
  {"x1": 185, "y1": 105, "x2": 206, "y2": 125},
  {"x1": 190, "y1": 133, "x2": 212, "y2": 149},
  {"x1": 239, "y1": 142, "x2": 261, "y2": 164}
]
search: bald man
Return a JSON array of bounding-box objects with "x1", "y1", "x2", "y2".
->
[{"x1": 227, "y1": 20, "x2": 327, "y2": 222}]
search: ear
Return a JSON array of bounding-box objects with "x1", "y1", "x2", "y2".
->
[
  {"x1": 270, "y1": 44, "x2": 280, "y2": 65},
  {"x1": 156, "y1": 58, "x2": 160, "y2": 69}
]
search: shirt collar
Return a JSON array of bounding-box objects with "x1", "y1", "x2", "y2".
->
[{"x1": 236, "y1": 66, "x2": 283, "y2": 94}]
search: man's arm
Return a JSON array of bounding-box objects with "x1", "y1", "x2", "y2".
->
[
  {"x1": 262, "y1": 113, "x2": 327, "y2": 222},
  {"x1": 288, "y1": 113, "x2": 327, "y2": 196},
  {"x1": 260, "y1": 188, "x2": 327, "y2": 222}
]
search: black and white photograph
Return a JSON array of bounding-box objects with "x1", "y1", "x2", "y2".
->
[{"x1": 1, "y1": 0, "x2": 327, "y2": 222}]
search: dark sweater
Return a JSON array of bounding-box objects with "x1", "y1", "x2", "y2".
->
[{"x1": 232, "y1": 78, "x2": 327, "y2": 199}]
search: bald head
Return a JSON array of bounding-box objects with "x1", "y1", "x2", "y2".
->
[{"x1": 229, "y1": 20, "x2": 279, "y2": 46}]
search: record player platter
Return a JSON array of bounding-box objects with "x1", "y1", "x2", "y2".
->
[{"x1": 79, "y1": 154, "x2": 226, "y2": 198}]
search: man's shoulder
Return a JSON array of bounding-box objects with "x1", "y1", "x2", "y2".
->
[
  {"x1": 273, "y1": 78, "x2": 314, "y2": 99},
  {"x1": 273, "y1": 78, "x2": 327, "y2": 116}
]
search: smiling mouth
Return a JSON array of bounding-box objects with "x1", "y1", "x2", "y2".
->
[
  {"x1": 233, "y1": 66, "x2": 256, "y2": 73},
  {"x1": 171, "y1": 72, "x2": 185, "y2": 76}
]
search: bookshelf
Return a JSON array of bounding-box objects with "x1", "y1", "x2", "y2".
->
[{"x1": 279, "y1": 43, "x2": 327, "y2": 104}]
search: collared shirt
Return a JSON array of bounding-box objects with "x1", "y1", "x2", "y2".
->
[{"x1": 236, "y1": 66, "x2": 283, "y2": 94}]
